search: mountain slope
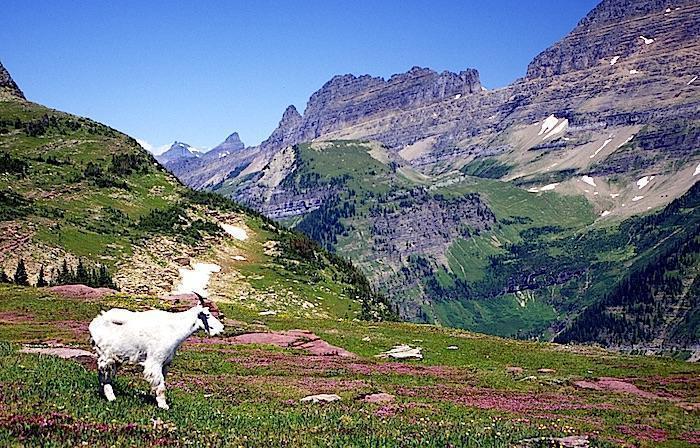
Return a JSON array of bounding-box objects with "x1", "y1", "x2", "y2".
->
[
  {"x1": 0, "y1": 73, "x2": 391, "y2": 321},
  {"x1": 0, "y1": 60, "x2": 24, "y2": 100},
  {"x1": 556, "y1": 182, "x2": 700, "y2": 351}
]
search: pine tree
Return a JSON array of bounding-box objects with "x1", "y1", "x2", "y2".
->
[
  {"x1": 13, "y1": 259, "x2": 29, "y2": 286},
  {"x1": 97, "y1": 265, "x2": 113, "y2": 288},
  {"x1": 57, "y1": 259, "x2": 73, "y2": 285},
  {"x1": 0, "y1": 270, "x2": 9, "y2": 283},
  {"x1": 75, "y1": 259, "x2": 89, "y2": 285},
  {"x1": 36, "y1": 264, "x2": 47, "y2": 287}
]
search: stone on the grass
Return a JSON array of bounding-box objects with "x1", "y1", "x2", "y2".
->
[
  {"x1": 537, "y1": 368, "x2": 556, "y2": 374},
  {"x1": 506, "y1": 366, "x2": 524, "y2": 374},
  {"x1": 361, "y1": 393, "x2": 395, "y2": 403},
  {"x1": 258, "y1": 310, "x2": 277, "y2": 316},
  {"x1": 378, "y1": 344, "x2": 423, "y2": 360},
  {"x1": 574, "y1": 377, "x2": 659, "y2": 399},
  {"x1": 361, "y1": 336, "x2": 371, "y2": 342},
  {"x1": 573, "y1": 380, "x2": 602, "y2": 391},
  {"x1": 447, "y1": 345, "x2": 458, "y2": 350},
  {"x1": 517, "y1": 435, "x2": 589, "y2": 448},
  {"x1": 21, "y1": 345, "x2": 95, "y2": 359},
  {"x1": 300, "y1": 394, "x2": 341, "y2": 404},
  {"x1": 228, "y1": 330, "x2": 356, "y2": 357},
  {"x1": 48, "y1": 284, "x2": 117, "y2": 299}
]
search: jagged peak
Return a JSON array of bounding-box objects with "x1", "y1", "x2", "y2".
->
[
  {"x1": 0, "y1": 60, "x2": 26, "y2": 100},
  {"x1": 224, "y1": 132, "x2": 242, "y2": 143},
  {"x1": 280, "y1": 105, "x2": 302, "y2": 127}
]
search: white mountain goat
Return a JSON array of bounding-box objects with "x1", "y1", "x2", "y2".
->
[{"x1": 89, "y1": 293, "x2": 224, "y2": 409}]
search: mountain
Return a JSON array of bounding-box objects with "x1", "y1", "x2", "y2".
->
[
  {"x1": 163, "y1": 0, "x2": 700, "y2": 351},
  {"x1": 0, "y1": 60, "x2": 24, "y2": 100},
  {"x1": 155, "y1": 141, "x2": 202, "y2": 165},
  {"x1": 0, "y1": 65, "x2": 392, "y2": 321},
  {"x1": 202, "y1": 132, "x2": 245, "y2": 160}
]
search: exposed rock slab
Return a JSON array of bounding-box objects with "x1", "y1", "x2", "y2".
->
[{"x1": 48, "y1": 285, "x2": 117, "y2": 300}]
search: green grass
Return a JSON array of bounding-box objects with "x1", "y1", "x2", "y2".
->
[{"x1": 0, "y1": 285, "x2": 698, "y2": 447}]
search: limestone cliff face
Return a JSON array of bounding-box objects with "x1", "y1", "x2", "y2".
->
[
  {"x1": 0, "y1": 60, "x2": 25, "y2": 100},
  {"x1": 296, "y1": 67, "x2": 481, "y2": 142},
  {"x1": 526, "y1": 0, "x2": 700, "y2": 79}
]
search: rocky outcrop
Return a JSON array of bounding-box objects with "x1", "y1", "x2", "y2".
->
[
  {"x1": 369, "y1": 189, "x2": 495, "y2": 264},
  {"x1": 0, "y1": 60, "x2": 25, "y2": 100},
  {"x1": 259, "y1": 105, "x2": 302, "y2": 151}
]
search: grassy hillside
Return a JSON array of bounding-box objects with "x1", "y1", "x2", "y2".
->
[
  {"x1": 0, "y1": 101, "x2": 391, "y2": 321},
  {"x1": 1, "y1": 285, "x2": 699, "y2": 447}
]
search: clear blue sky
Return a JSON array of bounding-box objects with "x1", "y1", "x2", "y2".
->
[{"x1": 1, "y1": 0, "x2": 598, "y2": 152}]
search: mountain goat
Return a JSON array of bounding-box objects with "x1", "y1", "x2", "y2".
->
[{"x1": 89, "y1": 293, "x2": 224, "y2": 409}]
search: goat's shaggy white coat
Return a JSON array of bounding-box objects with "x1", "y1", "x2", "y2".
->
[{"x1": 89, "y1": 305, "x2": 224, "y2": 409}]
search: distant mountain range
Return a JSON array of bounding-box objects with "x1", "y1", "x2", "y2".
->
[{"x1": 156, "y1": 0, "x2": 700, "y2": 353}]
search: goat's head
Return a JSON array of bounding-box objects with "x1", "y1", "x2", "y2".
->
[{"x1": 193, "y1": 292, "x2": 224, "y2": 336}]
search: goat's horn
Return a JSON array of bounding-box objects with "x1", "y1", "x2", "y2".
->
[{"x1": 193, "y1": 292, "x2": 206, "y2": 306}]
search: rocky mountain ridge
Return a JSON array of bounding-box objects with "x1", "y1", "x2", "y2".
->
[{"x1": 0, "y1": 60, "x2": 25, "y2": 100}]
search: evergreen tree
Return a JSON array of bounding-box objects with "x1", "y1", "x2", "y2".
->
[
  {"x1": 75, "y1": 259, "x2": 89, "y2": 285},
  {"x1": 13, "y1": 259, "x2": 29, "y2": 286},
  {"x1": 0, "y1": 270, "x2": 9, "y2": 283},
  {"x1": 36, "y1": 264, "x2": 47, "y2": 287},
  {"x1": 57, "y1": 259, "x2": 72, "y2": 284},
  {"x1": 97, "y1": 265, "x2": 113, "y2": 288}
]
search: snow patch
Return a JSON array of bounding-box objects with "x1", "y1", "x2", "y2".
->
[
  {"x1": 629, "y1": 69, "x2": 640, "y2": 75},
  {"x1": 689, "y1": 76, "x2": 698, "y2": 86},
  {"x1": 601, "y1": 211, "x2": 611, "y2": 217},
  {"x1": 610, "y1": 56, "x2": 620, "y2": 66},
  {"x1": 379, "y1": 345, "x2": 423, "y2": 360},
  {"x1": 173, "y1": 263, "x2": 221, "y2": 298},
  {"x1": 590, "y1": 137, "x2": 613, "y2": 158},
  {"x1": 543, "y1": 119, "x2": 568, "y2": 140},
  {"x1": 632, "y1": 196, "x2": 644, "y2": 202},
  {"x1": 258, "y1": 310, "x2": 277, "y2": 316},
  {"x1": 610, "y1": 193, "x2": 620, "y2": 198},
  {"x1": 636, "y1": 176, "x2": 654, "y2": 189},
  {"x1": 617, "y1": 135, "x2": 634, "y2": 148},
  {"x1": 232, "y1": 255, "x2": 247, "y2": 261},
  {"x1": 221, "y1": 223, "x2": 248, "y2": 241},
  {"x1": 454, "y1": 93, "x2": 462, "y2": 100},
  {"x1": 538, "y1": 115, "x2": 559, "y2": 136},
  {"x1": 694, "y1": 163, "x2": 700, "y2": 177},
  {"x1": 581, "y1": 176, "x2": 597, "y2": 187},
  {"x1": 527, "y1": 183, "x2": 559, "y2": 193},
  {"x1": 639, "y1": 35, "x2": 654, "y2": 45}
]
